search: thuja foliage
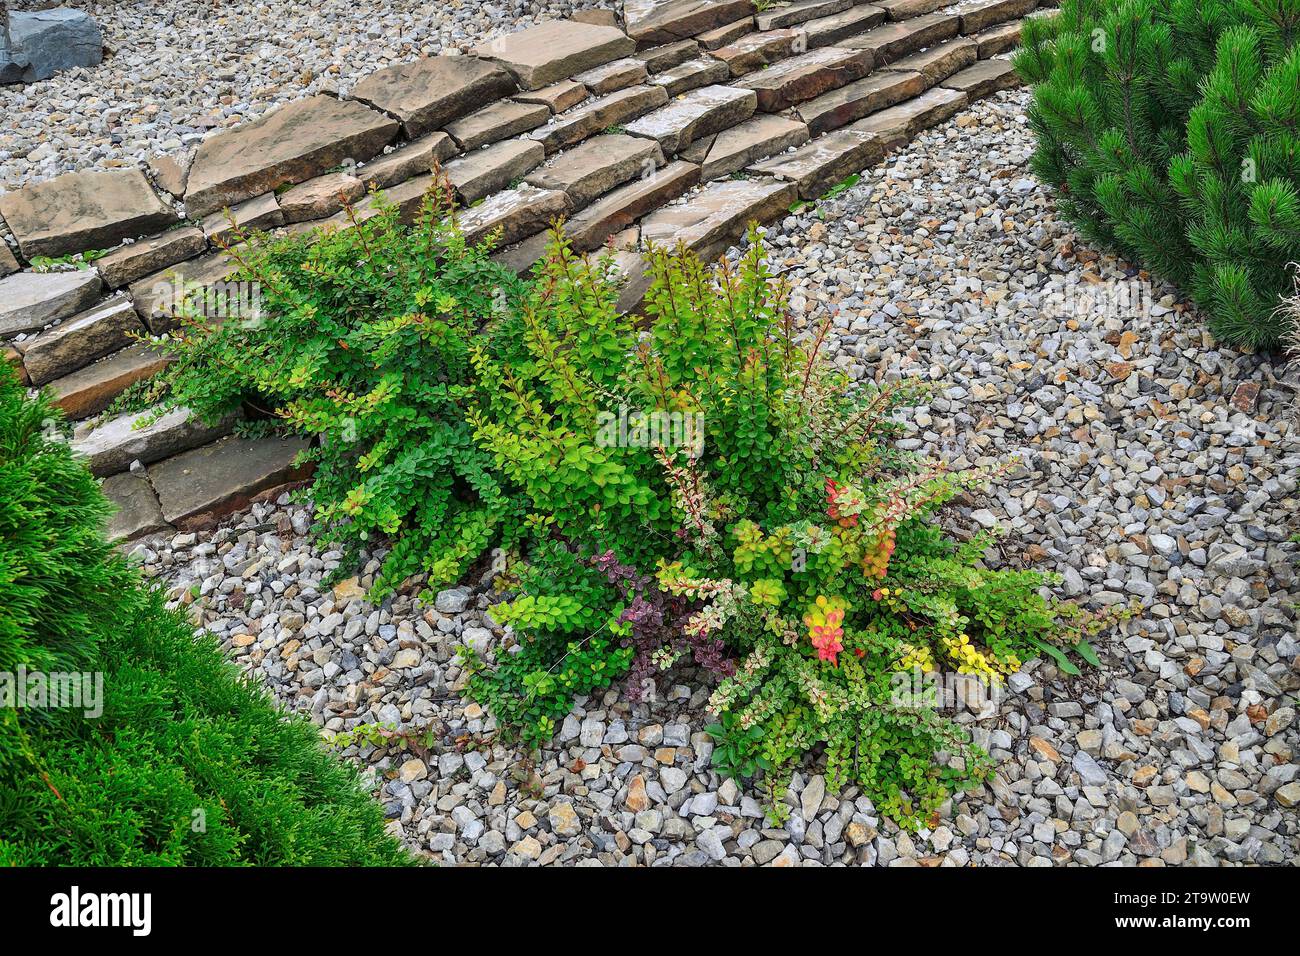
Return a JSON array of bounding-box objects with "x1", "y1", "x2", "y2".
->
[
  {"x1": 0, "y1": 371, "x2": 407, "y2": 865},
  {"x1": 462, "y1": 230, "x2": 1114, "y2": 826},
  {"x1": 1016, "y1": 0, "x2": 1300, "y2": 347},
  {"x1": 150, "y1": 180, "x2": 528, "y2": 598}
]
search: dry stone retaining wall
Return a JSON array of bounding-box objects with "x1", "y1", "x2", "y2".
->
[{"x1": 0, "y1": 0, "x2": 1057, "y2": 543}]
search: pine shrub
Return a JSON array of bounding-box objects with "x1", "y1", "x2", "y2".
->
[
  {"x1": 0, "y1": 370, "x2": 408, "y2": 865},
  {"x1": 1016, "y1": 0, "x2": 1300, "y2": 347}
]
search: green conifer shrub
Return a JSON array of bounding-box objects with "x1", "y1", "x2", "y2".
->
[{"x1": 1016, "y1": 0, "x2": 1300, "y2": 347}]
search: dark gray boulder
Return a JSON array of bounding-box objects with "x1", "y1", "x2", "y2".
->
[{"x1": 3, "y1": 7, "x2": 104, "y2": 84}]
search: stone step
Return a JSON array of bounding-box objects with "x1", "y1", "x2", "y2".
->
[
  {"x1": 201, "y1": 193, "x2": 284, "y2": 247},
  {"x1": 357, "y1": 132, "x2": 459, "y2": 190},
  {"x1": 530, "y1": 85, "x2": 671, "y2": 154},
  {"x1": 525, "y1": 134, "x2": 666, "y2": 209},
  {"x1": 849, "y1": 84, "x2": 968, "y2": 145},
  {"x1": 737, "y1": 46, "x2": 874, "y2": 112},
  {"x1": 696, "y1": 17, "x2": 756, "y2": 50},
  {"x1": 47, "y1": 343, "x2": 174, "y2": 421},
  {"x1": 0, "y1": 269, "x2": 103, "y2": 337},
  {"x1": 680, "y1": 113, "x2": 811, "y2": 180},
  {"x1": 640, "y1": 177, "x2": 798, "y2": 261},
  {"x1": 277, "y1": 172, "x2": 367, "y2": 224},
  {"x1": 748, "y1": 128, "x2": 884, "y2": 199},
  {"x1": 455, "y1": 184, "x2": 572, "y2": 247},
  {"x1": 183, "y1": 95, "x2": 399, "y2": 218},
  {"x1": 514, "y1": 80, "x2": 591, "y2": 114},
  {"x1": 445, "y1": 99, "x2": 551, "y2": 151},
  {"x1": 973, "y1": 19, "x2": 1023, "y2": 57},
  {"x1": 756, "y1": 0, "x2": 854, "y2": 32},
  {"x1": 95, "y1": 226, "x2": 208, "y2": 289},
  {"x1": 873, "y1": 0, "x2": 948, "y2": 20},
  {"x1": 711, "y1": 29, "x2": 800, "y2": 75},
  {"x1": 803, "y1": 4, "x2": 887, "y2": 47},
  {"x1": 565, "y1": 159, "x2": 701, "y2": 250},
  {"x1": 102, "y1": 471, "x2": 168, "y2": 543},
  {"x1": 942, "y1": 58, "x2": 1022, "y2": 99},
  {"x1": 0, "y1": 168, "x2": 178, "y2": 260},
  {"x1": 72, "y1": 405, "x2": 239, "y2": 477},
  {"x1": 959, "y1": 0, "x2": 1039, "y2": 35},
  {"x1": 840, "y1": 12, "x2": 960, "y2": 64},
  {"x1": 649, "y1": 57, "x2": 731, "y2": 97},
  {"x1": 572, "y1": 57, "x2": 650, "y2": 96},
  {"x1": 148, "y1": 433, "x2": 312, "y2": 529},
  {"x1": 473, "y1": 19, "x2": 635, "y2": 89},
  {"x1": 794, "y1": 68, "x2": 926, "y2": 134},
  {"x1": 624, "y1": 84, "x2": 758, "y2": 155},
  {"x1": 886, "y1": 36, "x2": 977, "y2": 86},
  {"x1": 18, "y1": 296, "x2": 142, "y2": 386},
  {"x1": 350, "y1": 55, "x2": 518, "y2": 139},
  {"x1": 443, "y1": 139, "x2": 547, "y2": 206},
  {"x1": 624, "y1": 0, "x2": 756, "y2": 45},
  {"x1": 636, "y1": 39, "x2": 701, "y2": 72},
  {"x1": 129, "y1": 252, "x2": 239, "y2": 334}
]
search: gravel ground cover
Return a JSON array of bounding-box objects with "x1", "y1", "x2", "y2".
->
[
  {"x1": 130, "y1": 87, "x2": 1300, "y2": 866},
  {"x1": 0, "y1": 0, "x2": 602, "y2": 189}
]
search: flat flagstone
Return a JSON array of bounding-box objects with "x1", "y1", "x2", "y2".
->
[
  {"x1": 102, "y1": 472, "x2": 168, "y2": 543},
  {"x1": 573, "y1": 58, "x2": 650, "y2": 96},
  {"x1": 737, "y1": 46, "x2": 874, "y2": 112},
  {"x1": 358, "y1": 132, "x2": 459, "y2": 190},
  {"x1": 803, "y1": 4, "x2": 888, "y2": 47},
  {"x1": 794, "y1": 68, "x2": 926, "y2": 134},
  {"x1": 711, "y1": 29, "x2": 800, "y2": 75},
  {"x1": 640, "y1": 177, "x2": 798, "y2": 260},
  {"x1": 0, "y1": 269, "x2": 103, "y2": 336},
  {"x1": 445, "y1": 99, "x2": 551, "y2": 151},
  {"x1": 72, "y1": 405, "x2": 238, "y2": 477},
  {"x1": 149, "y1": 434, "x2": 312, "y2": 527},
  {"x1": 886, "y1": 37, "x2": 978, "y2": 86},
  {"x1": 680, "y1": 113, "x2": 811, "y2": 180},
  {"x1": 201, "y1": 193, "x2": 284, "y2": 246},
  {"x1": 748, "y1": 127, "x2": 884, "y2": 199},
  {"x1": 840, "y1": 12, "x2": 960, "y2": 63},
  {"x1": 473, "y1": 19, "x2": 635, "y2": 89},
  {"x1": 974, "y1": 19, "x2": 1024, "y2": 57},
  {"x1": 444, "y1": 139, "x2": 547, "y2": 206},
  {"x1": 19, "y1": 296, "x2": 143, "y2": 386},
  {"x1": 696, "y1": 17, "x2": 756, "y2": 50},
  {"x1": 959, "y1": 0, "x2": 1038, "y2": 34},
  {"x1": 278, "y1": 172, "x2": 367, "y2": 224},
  {"x1": 95, "y1": 226, "x2": 207, "y2": 289},
  {"x1": 455, "y1": 183, "x2": 572, "y2": 247},
  {"x1": 0, "y1": 168, "x2": 178, "y2": 260},
  {"x1": 350, "y1": 55, "x2": 517, "y2": 138},
  {"x1": 530, "y1": 85, "x2": 670, "y2": 153},
  {"x1": 514, "y1": 80, "x2": 591, "y2": 114},
  {"x1": 850, "y1": 85, "x2": 968, "y2": 141},
  {"x1": 623, "y1": 0, "x2": 755, "y2": 44},
  {"x1": 47, "y1": 343, "x2": 173, "y2": 420},
  {"x1": 565, "y1": 159, "x2": 700, "y2": 250},
  {"x1": 755, "y1": 0, "x2": 853, "y2": 32},
  {"x1": 637, "y1": 39, "x2": 701, "y2": 72},
  {"x1": 942, "y1": 58, "x2": 1021, "y2": 99},
  {"x1": 129, "y1": 252, "x2": 239, "y2": 333},
  {"x1": 624, "y1": 84, "x2": 757, "y2": 155},
  {"x1": 649, "y1": 57, "x2": 731, "y2": 96},
  {"x1": 525, "y1": 134, "x2": 665, "y2": 209},
  {"x1": 873, "y1": 0, "x2": 947, "y2": 19},
  {"x1": 184, "y1": 95, "x2": 399, "y2": 218}
]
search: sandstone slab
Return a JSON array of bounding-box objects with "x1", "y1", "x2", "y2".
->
[
  {"x1": 201, "y1": 193, "x2": 285, "y2": 246},
  {"x1": 640, "y1": 177, "x2": 798, "y2": 260},
  {"x1": 756, "y1": 0, "x2": 853, "y2": 31},
  {"x1": 530, "y1": 85, "x2": 670, "y2": 153},
  {"x1": 749, "y1": 128, "x2": 884, "y2": 198},
  {"x1": 637, "y1": 39, "x2": 701, "y2": 72},
  {"x1": 526, "y1": 134, "x2": 665, "y2": 209},
  {"x1": 738, "y1": 46, "x2": 874, "y2": 112},
  {"x1": 625, "y1": 84, "x2": 757, "y2": 154},
  {"x1": 474, "y1": 20, "x2": 635, "y2": 89},
  {"x1": 712, "y1": 29, "x2": 799, "y2": 75},
  {"x1": 573, "y1": 58, "x2": 650, "y2": 95},
  {"x1": 680, "y1": 113, "x2": 810, "y2": 180},
  {"x1": 102, "y1": 472, "x2": 169, "y2": 543},
  {"x1": 850, "y1": 85, "x2": 968, "y2": 141},
  {"x1": 0, "y1": 169, "x2": 178, "y2": 260},
  {"x1": 841, "y1": 12, "x2": 959, "y2": 63},
  {"x1": 278, "y1": 172, "x2": 367, "y2": 224},
  {"x1": 795, "y1": 68, "x2": 926, "y2": 134},
  {"x1": 514, "y1": 80, "x2": 591, "y2": 114},
  {"x1": 72, "y1": 406, "x2": 238, "y2": 477},
  {"x1": 444, "y1": 139, "x2": 547, "y2": 206},
  {"x1": 358, "y1": 132, "x2": 459, "y2": 190},
  {"x1": 624, "y1": 0, "x2": 755, "y2": 45},
  {"x1": 149, "y1": 434, "x2": 312, "y2": 527},
  {"x1": 456, "y1": 184, "x2": 572, "y2": 247},
  {"x1": 803, "y1": 4, "x2": 888, "y2": 47},
  {"x1": 0, "y1": 269, "x2": 103, "y2": 336},
  {"x1": 0, "y1": 242, "x2": 19, "y2": 277},
  {"x1": 48, "y1": 343, "x2": 173, "y2": 421},
  {"x1": 19, "y1": 297, "x2": 143, "y2": 386},
  {"x1": 129, "y1": 252, "x2": 239, "y2": 334},
  {"x1": 887, "y1": 37, "x2": 977, "y2": 86},
  {"x1": 873, "y1": 0, "x2": 948, "y2": 20},
  {"x1": 960, "y1": 0, "x2": 1038, "y2": 35},
  {"x1": 95, "y1": 226, "x2": 208, "y2": 289},
  {"x1": 446, "y1": 100, "x2": 550, "y2": 151},
  {"x1": 974, "y1": 19, "x2": 1024, "y2": 57},
  {"x1": 351, "y1": 55, "x2": 517, "y2": 138},
  {"x1": 942, "y1": 58, "x2": 1022, "y2": 98},
  {"x1": 184, "y1": 95, "x2": 399, "y2": 218},
  {"x1": 565, "y1": 159, "x2": 700, "y2": 250},
  {"x1": 696, "y1": 17, "x2": 756, "y2": 50},
  {"x1": 649, "y1": 57, "x2": 731, "y2": 96}
]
